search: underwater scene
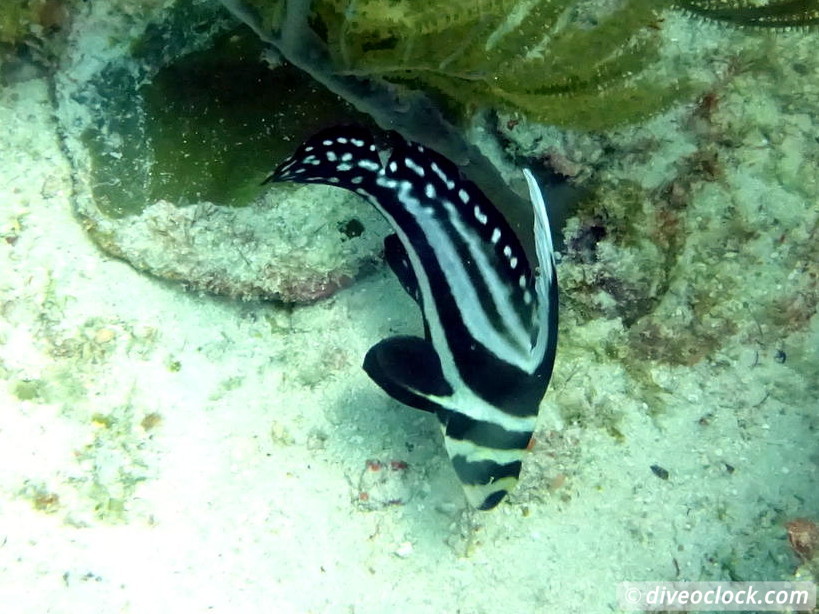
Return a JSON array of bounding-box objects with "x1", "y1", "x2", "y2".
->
[{"x1": 0, "y1": 0, "x2": 817, "y2": 612}]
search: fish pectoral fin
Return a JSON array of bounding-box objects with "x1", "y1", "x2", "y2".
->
[
  {"x1": 383, "y1": 234, "x2": 421, "y2": 305},
  {"x1": 383, "y1": 234, "x2": 431, "y2": 340},
  {"x1": 362, "y1": 335, "x2": 453, "y2": 413}
]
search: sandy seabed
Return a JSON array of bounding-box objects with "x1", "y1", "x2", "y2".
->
[{"x1": 1, "y1": 13, "x2": 818, "y2": 614}]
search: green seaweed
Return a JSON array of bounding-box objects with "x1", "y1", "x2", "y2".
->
[
  {"x1": 237, "y1": 0, "x2": 818, "y2": 131},
  {"x1": 673, "y1": 0, "x2": 819, "y2": 27},
  {"x1": 307, "y1": 0, "x2": 681, "y2": 130},
  {"x1": 77, "y1": 0, "x2": 819, "y2": 223}
]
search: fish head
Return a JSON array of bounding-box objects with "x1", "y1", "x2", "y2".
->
[{"x1": 263, "y1": 125, "x2": 385, "y2": 191}]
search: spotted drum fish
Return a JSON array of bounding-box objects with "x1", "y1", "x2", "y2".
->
[{"x1": 265, "y1": 126, "x2": 558, "y2": 510}]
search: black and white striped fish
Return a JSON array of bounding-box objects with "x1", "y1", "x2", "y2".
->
[{"x1": 265, "y1": 126, "x2": 557, "y2": 510}]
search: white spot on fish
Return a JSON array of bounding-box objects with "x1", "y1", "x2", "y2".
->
[
  {"x1": 523, "y1": 290, "x2": 532, "y2": 305},
  {"x1": 474, "y1": 206, "x2": 487, "y2": 225},
  {"x1": 430, "y1": 162, "x2": 455, "y2": 189},
  {"x1": 337, "y1": 163, "x2": 353, "y2": 171},
  {"x1": 322, "y1": 140, "x2": 333, "y2": 146},
  {"x1": 351, "y1": 176, "x2": 363, "y2": 184},
  {"x1": 351, "y1": 139, "x2": 365, "y2": 147},
  {"x1": 304, "y1": 146, "x2": 314, "y2": 152},
  {"x1": 503, "y1": 246, "x2": 512, "y2": 258},
  {"x1": 328, "y1": 176, "x2": 340, "y2": 183},
  {"x1": 491, "y1": 228, "x2": 501, "y2": 244},
  {"x1": 358, "y1": 160, "x2": 380, "y2": 172},
  {"x1": 377, "y1": 177, "x2": 398, "y2": 189},
  {"x1": 425, "y1": 183, "x2": 436, "y2": 199},
  {"x1": 327, "y1": 151, "x2": 338, "y2": 162},
  {"x1": 518, "y1": 275, "x2": 527, "y2": 289},
  {"x1": 405, "y1": 158, "x2": 425, "y2": 177},
  {"x1": 459, "y1": 189, "x2": 469, "y2": 203},
  {"x1": 341, "y1": 152, "x2": 353, "y2": 162},
  {"x1": 337, "y1": 137, "x2": 348, "y2": 144},
  {"x1": 388, "y1": 161, "x2": 398, "y2": 173},
  {"x1": 510, "y1": 257, "x2": 518, "y2": 269}
]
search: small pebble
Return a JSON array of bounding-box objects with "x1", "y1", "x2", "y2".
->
[
  {"x1": 650, "y1": 464, "x2": 669, "y2": 480},
  {"x1": 94, "y1": 328, "x2": 116, "y2": 344}
]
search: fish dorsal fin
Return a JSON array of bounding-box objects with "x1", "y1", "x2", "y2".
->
[
  {"x1": 523, "y1": 168, "x2": 558, "y2": 368},
  {"x1": 362, "y1": 335, "x2": 453, "y2": 414}
]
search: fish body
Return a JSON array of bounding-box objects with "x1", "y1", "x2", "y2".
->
[{"x1": 266, "y1": 126, "x2": 557, "y2": 510}]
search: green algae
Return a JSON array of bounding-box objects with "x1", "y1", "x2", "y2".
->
[
  {"x1": 0, "y1": 0, "x2": 34, "y2": 44},
  {"x1": 141, "y1": 30, "x2": 369, "y2": 209},
  {"x1": 81, "y1": 4, "x2": 370, "y2": 218},
  {"x1": 248, "y1": 0, "x2": 687, "y2": 130},
  {"x1": 233, "y1": 0, "x2": 819, "y2": 136},
  {"x1": 79, "y1": 0, "x2": 819, "y2": 220},
  {"x1": 0, "y1": 0, "x2": 71, "y2": 44},
  {"x1": 674, "y1": 0, "x2": 819, "y2": 27},
  {"x1": 12, "y1": 378, "x2": 46, "y2": 401}
]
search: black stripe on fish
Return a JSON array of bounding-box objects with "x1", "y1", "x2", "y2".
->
[
  {"x1": 451, "y1": 456, "x2": 522, "y2": 487},
  {"x1": 439, "y1": 410, "x2": 533, "y2": 451},
  {"x1": 265, "y1": 125, "x2": 558, "y2": 510}
]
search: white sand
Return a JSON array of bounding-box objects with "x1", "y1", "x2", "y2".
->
[{"x1": 1, "y1": 13, "x2": 817, "y2": 614}]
